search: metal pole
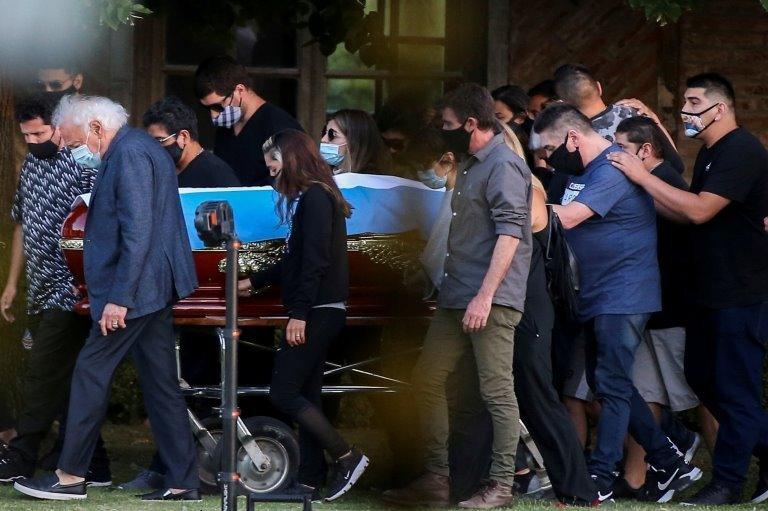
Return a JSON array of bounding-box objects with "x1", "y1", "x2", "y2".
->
[{"x1": 221, "y1": 236, "x2": 241, "y2": 511}]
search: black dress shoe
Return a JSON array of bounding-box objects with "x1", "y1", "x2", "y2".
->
[
  {"x1": 13, "y1": 473, "x2": 86, "y2": 500},
  {"x1": 139, "y1": 488, "x2": 202, "y2": 501}
]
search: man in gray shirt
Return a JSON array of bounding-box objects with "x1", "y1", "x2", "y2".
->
[{"x1": 383, "y1": 83, "x2": 532, "y2": 509}]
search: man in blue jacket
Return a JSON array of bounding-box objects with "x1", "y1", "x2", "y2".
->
[{"x1": 13, "y1": 95, "x2": 200, "y2": 502}]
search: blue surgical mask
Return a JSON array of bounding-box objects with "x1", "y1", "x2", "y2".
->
[
  {"x1": 71, "y1": 131, "x2": 102, "y2": 169},
  {"x1": 320, "y1": 142, "x2": 345, "y2": 167},
  {"x1": 417, "y1": 168, "x2": 447, "y2": 189}
]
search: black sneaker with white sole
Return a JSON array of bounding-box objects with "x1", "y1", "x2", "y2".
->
[
  {"x1": 13, "y1": 473, "x2": 86, "y2": 500},
  {"x1": 85, "y1": 465, "x2": 112, "y2": 487},
  {"x1": 139, "y1": 488, "x2": 201, "y2": 501},
  {"x1": 325, "y1": 447, "x2": 369, "y2": 502},
  {"x1": 590, "y1": 475, "x2": 615, "y2": 503},
  {"x1": 0, "y1": 448, "x2": 33, "y2": 483},
  {"x1": 639, "y1": 457, "x2": 702, "y2": 503},
  {"x1": 678, "y1": 432, "x2": 702, "y2": 464}
]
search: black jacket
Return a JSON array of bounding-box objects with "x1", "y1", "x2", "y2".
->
[{"x1": 251, "y1": 183, "x2": 349, "y2": 320}]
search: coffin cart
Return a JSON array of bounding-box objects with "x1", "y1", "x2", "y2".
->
[{"x1": 58, "y1": 175, "x2": 550, "y2": 496}]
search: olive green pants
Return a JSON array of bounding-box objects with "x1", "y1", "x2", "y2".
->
[{"x1": 413, "y1": 305, "x2": 522, "y2": 486}]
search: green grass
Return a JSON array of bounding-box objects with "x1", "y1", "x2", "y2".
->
[{"x1": 0, "y1": 422, "x2": 763, "y2": 511}]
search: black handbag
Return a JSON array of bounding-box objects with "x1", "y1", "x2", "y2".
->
[{"x1": 543, "y1": 205, "x2": 580, "y2": 321}]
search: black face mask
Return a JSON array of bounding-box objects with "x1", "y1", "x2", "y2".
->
[
  {"x1": 520, "y1": 117, "x2": 534, "y2": 135},
  {"x1": 441, "y1": 122, "x2": 472, "y2": 155},
  {"x1": 545, "y1": 133, "x2": 585, "y2": 176},
  {"x1": 164, "y1": 143, "x2": 183, "y2": 165},
  {"x1": 27, "y1": 139, "x2": 60, "y2": 160}
]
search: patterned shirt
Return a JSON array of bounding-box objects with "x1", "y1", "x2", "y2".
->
[
  {"x1": 590, "y1": 104, "x2": 637, "y2": 142},
  {"x1": 11, "y1": 149, "x2": 97, "y2": 314}
]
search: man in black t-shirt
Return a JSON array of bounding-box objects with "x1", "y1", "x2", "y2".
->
[
  {"x1": 609, "y1": 73, "x2": 768, "y2": 506},
  {"x1": 194, "y1": 56, "x2": 303, "y2": 186},
  {"x1": 143, "y1": 96, "x2": 240, "y2": 188}
]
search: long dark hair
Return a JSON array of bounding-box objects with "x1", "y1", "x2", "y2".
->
[
  {"x1": 263, "y1": 129, "x2": 352, "y2": 224},
  {"x1": 330, "y1": 109, "x2": 392, "y2": 174}
]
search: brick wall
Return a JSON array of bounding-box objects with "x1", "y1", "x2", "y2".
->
[
  {"x1": 676, "y1": 0, "x2": 768, "y2": 163},
  {"x1": 506, "y1": 0, "x2": 768, "y2": 173}
]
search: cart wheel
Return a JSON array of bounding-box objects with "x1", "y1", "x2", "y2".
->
[
  {"x1": 208, "y1": 417, "x2": 299, "y2": 493},
  {"x1": 236, "y1": 416, "x2": 299, "y2": 494},
  {"x1": 195, "y1": 416, "x2": 223, "y2": 495}
]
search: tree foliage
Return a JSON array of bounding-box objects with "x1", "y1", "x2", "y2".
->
[{"x1": 627, "y1": 0, "x2": 767, "y2": 25}]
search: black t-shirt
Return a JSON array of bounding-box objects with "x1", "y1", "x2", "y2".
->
[
  {"x1": 648, "y1": 160, "x2": 691, "y2": 329},
  {"x1": 214, "y1": 103, "x2": 303, "y2": 186},
  {"x1": 689, "y1": 127, "x2": 768, "y2": 308},
  {"x1": 178, "y1": 150, "x2": 241, "y2": 188}
]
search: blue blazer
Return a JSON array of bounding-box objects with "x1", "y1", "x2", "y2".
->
[{"x1": 83, "y1": 127, "x2": 198, "y2": 321}]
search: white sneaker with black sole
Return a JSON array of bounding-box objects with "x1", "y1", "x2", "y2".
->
[{"x1": 325, "y1": 447, "x2": 369, "y2": 502}]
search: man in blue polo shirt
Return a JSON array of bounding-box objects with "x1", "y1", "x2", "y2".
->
[{"x1": 533, "y1": 104, "x2": 700, "y2": 503}]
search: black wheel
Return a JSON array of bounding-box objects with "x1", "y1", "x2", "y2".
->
[{"x1": 236, "y1": 416, "x2": 299, "y2": 494}]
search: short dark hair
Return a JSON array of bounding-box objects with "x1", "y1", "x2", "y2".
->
[
  {"x1": 533, "y1": 103, "x2": 594, "y2": 137},
  {"x1": 439, "y1": 83, "x2": 497, "y2": 130},
  {"x1": 15, "y1": 93, "x2": 58, "y2": 124},
  {"x1": 686, "y1": 72, "x2": 735, "y2": 106},
  {"x1": 194, "y1": 55, "x2": 252, "y2": 99},
  {"x1": 553, "y1": 63, "x2": 599, "y2": 103},
  {"x1": 142, "y1": 96, "x2": 200, "y2": 140},
  {"x1": 527, "y1": 79, "x2": 556, "y2": 99},
  {"x1": 404, "y1": 127, "x2": 448, "y2": 168},
  {"x1": 615, "y1": 116, "x2": 670, "y2": 159},
  {"x1": 491, "y1": 85, "x2": 529, "y2": 116},
  {"x1": 36, "y1": 53, "x2": 82, "y2": 76}
]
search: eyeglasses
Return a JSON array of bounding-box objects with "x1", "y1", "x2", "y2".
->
[
  {"x1": 321, "y1": 127, "x2": 341, "y2": 142},
  {"x1": 155, "y1": 133, "x2": 177, "y2": 144}
]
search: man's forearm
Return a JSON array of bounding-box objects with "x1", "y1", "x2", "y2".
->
[
  {"x1": 637, "y1": 173, "x2": 714, "y2": 223},
  {"x1": 478, "y1": 234, "x2": 520, "y2": 299},
  {"x1": 6, "y1": 224, "x2": 24, "y2": 287}
]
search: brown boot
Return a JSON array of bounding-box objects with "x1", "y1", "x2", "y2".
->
[
  {"x1": 458, "y1": 480, "x2": 516, "y2": 509},
  {"x1": 381, "y1": 471, "x2": 450, "y2": 507}
]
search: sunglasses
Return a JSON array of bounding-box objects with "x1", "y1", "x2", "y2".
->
[
  {"x1": 208, "y1": 93, "x2": 234, "y2": 113},
  {"x1": 321, "y1": 127, "x2": 341, "y2": 142}
]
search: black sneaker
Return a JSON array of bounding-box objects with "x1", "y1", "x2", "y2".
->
[
  {"x1": 681, "y1": 481, "x2": 740, "y2": 505},
  {"x1": 13, "y1": 473, "x2": 86, "y2": 500},
  {"x1": 639, "y1": 457, "x2": 702, "y2": 503},
  {"x1": 0, "y1": 448, "x2": 33, "y2": 483},
  {"x1": 590, "y1": 475, "x2": 615, "y2": 503},
  {"x1": 751, "y1": 458, "x2": 768, "y2": 503},
  {"x1": 116, "y1": 469, "x2": 165, "y2": 491},
  {"x1": 325, "y1": 447, "x2": 369, "y2": 502},
  {"x1": 611, "y1": 477, "x2": 641, "y2": 500},
  {"x1": 85, "y1": 465, "x2": 112, "y2": 487},
  {"x1": 139, "y1": 488, "x2": 201, "y2": 501},
  {"x1": 677, "y1": 432, "x2": 702, "y2": 464}
]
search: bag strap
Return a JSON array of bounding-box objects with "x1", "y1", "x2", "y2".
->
[{"x1": 545, "y1": 204, "x2": 556, "y2": 261}]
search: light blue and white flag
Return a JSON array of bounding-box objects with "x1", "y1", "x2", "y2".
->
[{"x1": 75, "y1": 174, "x2": 446, "y2": 250}]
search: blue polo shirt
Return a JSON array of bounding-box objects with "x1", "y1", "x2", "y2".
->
[{"x1": 560, "y1": 146, "x2": 661, "y2": 321}]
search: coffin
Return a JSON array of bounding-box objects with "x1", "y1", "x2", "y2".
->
[{"x1": 60, "y1": 174, "x2": 444, "y2": 327}]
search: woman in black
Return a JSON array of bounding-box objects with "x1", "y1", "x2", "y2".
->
[{"x1": 239, "y1": 129, "x2": 368, "y2": 501}]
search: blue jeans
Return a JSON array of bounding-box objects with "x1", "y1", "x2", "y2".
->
[
  {"x1": 685, "y1": 301, "x2": 768, "y2": 488},
  {"x1": 584, "y1": 314, "x2": 678, "y2": 483}
]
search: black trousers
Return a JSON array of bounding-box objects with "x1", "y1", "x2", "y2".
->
[
  {"x1": 9, "y1": 310, "x2": 108, "y2": 470},
  {"x1": 685, "y1": 302, "x2": 768, "y2": 488},
  {"x1": 58, "y1": 306, "x2": 197, "y2": 489},
  {"x1": 448, "y1": 309, "x2": 596, "y2": 502},
  {"x1": 269, "y1": 308, "x2": 348, "y2": 487}
]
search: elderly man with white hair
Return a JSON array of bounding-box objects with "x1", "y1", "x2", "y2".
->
[{"x1": 13, "y1": 95, "x2": 200, "y2": 502}]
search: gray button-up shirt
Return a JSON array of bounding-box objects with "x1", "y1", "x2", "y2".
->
[{"x1": 438, "y1": 133, "x2": 532, "y2": 312}]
